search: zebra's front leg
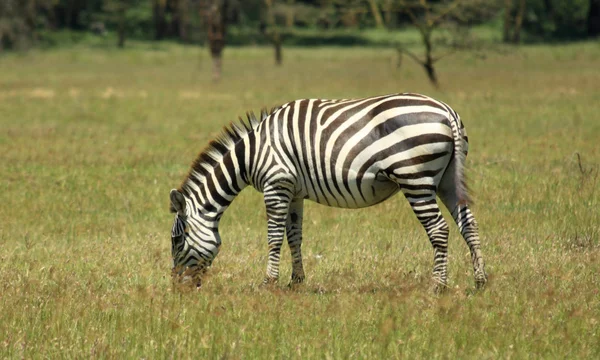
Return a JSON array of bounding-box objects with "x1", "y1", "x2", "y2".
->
[
  {"x1": 262, "y1": 185, "x2": 294, "y2": 285},
  {"x1": 286, "y1": 198, "x2": 305, "y2": 285}
]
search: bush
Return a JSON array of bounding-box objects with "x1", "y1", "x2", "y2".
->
[{"x1": 525, "y1": 0, "x2": 590, "y2": 39}]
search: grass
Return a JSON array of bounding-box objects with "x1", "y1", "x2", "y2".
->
[{"x1": 1, "y1": 41, "x2": 600, "y2": 358}]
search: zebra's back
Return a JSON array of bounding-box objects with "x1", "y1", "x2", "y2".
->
[{"x1": 254, "y1": 93, "x2": 459, "y2": 208}]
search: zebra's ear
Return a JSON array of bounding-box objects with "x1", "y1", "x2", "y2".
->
[{"x1": 170, "y1": 189, "x2": 186, "y2": 216}]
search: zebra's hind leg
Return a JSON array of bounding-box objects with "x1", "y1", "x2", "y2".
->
[
  {"x1": 452, "y1": 204, "x2": 487, "y2": 289},
  {"x1": 403, "y1": 191, "x2": 450, "y2": 293},
  {"x1": 286, "y1": 198, "x2": 305, "y2": 286},
  {"x1": 438, "y1": 168, "x2": 487, "y2": 289},
  {"x1": 262, "y1": 184, "x2": 294, "y2": 285}
]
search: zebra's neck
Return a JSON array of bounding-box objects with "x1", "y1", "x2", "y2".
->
[{"x1": 181, "y1": 138, "x2": 252, "y2": 223}]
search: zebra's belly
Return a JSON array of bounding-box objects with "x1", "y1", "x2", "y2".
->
[{"x1": 300, "y1": 173, "x2": 400, "y2": 209}]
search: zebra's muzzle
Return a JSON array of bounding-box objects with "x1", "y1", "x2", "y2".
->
[{"x1": 171, "y1": 265, "x2": 203, "y2": 289}]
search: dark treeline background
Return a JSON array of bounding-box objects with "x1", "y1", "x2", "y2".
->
[{"x1": 1, "y1": 0, "x2": 598, "y2": 52}]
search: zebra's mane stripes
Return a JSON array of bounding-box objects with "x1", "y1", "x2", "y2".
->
[{"x1": 178, "y1": 108, "x2": 272, "y2": 193}]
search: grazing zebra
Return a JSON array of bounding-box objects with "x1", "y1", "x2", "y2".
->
[{"x1": 169, "y1": 93, "x2": 487, "y2": 291}]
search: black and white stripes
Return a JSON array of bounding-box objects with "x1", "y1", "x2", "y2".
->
[{"x1": 169, "y1": 93, "x2": 487, "y2": 290}]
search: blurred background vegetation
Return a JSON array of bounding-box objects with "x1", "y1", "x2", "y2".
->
[
  {"x1": 1, "y1": 0, "x2": 598, "y2": 50},
  {"x1": 0, "y1": 0, "x2": 598, "y2": 83}
]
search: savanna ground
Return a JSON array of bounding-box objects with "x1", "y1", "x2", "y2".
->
[{"x1": 1, "y1": 39, "x2": 599, "y2": 358}]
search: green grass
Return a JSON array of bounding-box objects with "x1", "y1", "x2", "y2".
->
[{"x1": 1, "y1": 42, "x2": 599, "y2": 358}]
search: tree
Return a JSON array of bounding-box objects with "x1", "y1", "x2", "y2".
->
[
  {"x1": 390, "y1": 0, "x2": 501, "y2": 87},
  {"x1": 367, "y1": 0, "x2": 385, "y2": 28},
  {"x1": 0, "y1": 0, "x2": 55, "y2": 51},
  {"x1": 174, "y1": 0, "x2": 190, "y2": 42},
  {"x1": 521, "y1": 0, "x2": 591, "y2": 39},
  {"x1": 153, "y1": 0, "x2": 167, "y2": 40},
  {"x1": 503, "y1": 0, "x2": 526, "y2": 43},
  {"x1": 103, "y1": 0, "x2": 141, "y2": 48},
  {"x1": 394, "y1": 0, "x2": 458, "y2": 87},
  {"x1": 285, "y1": 0, "x2": 296, "y2": 27},
  {"x1": 588, "y1": 0, "x2": 600, "y2": 36},
  {"x1": 200, "y1": 0, "x2": 229, "y2": 81},
  {"x1": 262, "y1": 0, "x2": 283, "y2": 66}
]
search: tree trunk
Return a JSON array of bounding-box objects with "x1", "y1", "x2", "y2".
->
[
  {"x1": 424, "y1": 61, "x2": 438, "y2": 88},
  {"x1": 383, "y1": 0, "x2": 394, "y2": 27},
  {"x1": 212, "y1": 52, "x2": 222, "y2": 82},
  {"x1": 204, "y1": 0, "x2": 228, "y2": 82},
  {"x1": 176, "y1": 0, "x2": 189, "y2": 42},
  {"x1": 153, "y1": 0, "x2": 167, "y2": 40},
  {"x1": 65, "y1": 0, "x2": 74, "y2": 28},
  {"x1": 286, "y1": 0, "x2": 295, "y2": 28},
  {"x1": 367, "y1": 0, "x2": 385, "y2": 29},
  {"x1": 503, "y1": 0, "x2": 513, "y2": 43},
  {"x1": 117, "y1": 6, "x2": 126, "y2": 48},
  {"x1": 589, "y1": 0, "x2": 600, "y2": 37},
  {"x1": 274, "y1": 34, "x2": 282, "y2": 65},
  {"x1": 512, "y1": 0, "x2": 526, "y2": 44},
  {"x1": 422, "y1": 32, "x2": 438, "y2": 88},
  {"x1": 264, "y1": 0, "x2": 283, "y2": 66}
]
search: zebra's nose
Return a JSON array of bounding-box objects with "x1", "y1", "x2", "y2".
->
[{"x1": 180, "y1": 274, "x2": 201, "y2": 288}]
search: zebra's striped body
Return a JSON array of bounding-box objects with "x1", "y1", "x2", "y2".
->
[{"x1": 169, "y1": 93, "x2": 487, "y2": 290}]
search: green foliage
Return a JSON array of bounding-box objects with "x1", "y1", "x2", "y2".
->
[
  {"x1": 525, "y1": 0, "x2": 591, "y2": 39},
  {"x1": 0, "y1": 0, "x2": 54, "y2": 50},
  {"x1": 100, "y1": 0, "x2": 154, "y2": 39},
  {"x1": 0, "y1": 0, "x2": 597, "y2": 51},
  {"x1": 552, "y1": 0, "x2": 590, "y2": 36},
  {"x1": 1, "y1": 42, "x2": 600, "y2": 357}
]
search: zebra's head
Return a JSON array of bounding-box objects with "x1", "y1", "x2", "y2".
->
[{"x1": 169, "y1": 189, "x2": 218, "y2": 288}]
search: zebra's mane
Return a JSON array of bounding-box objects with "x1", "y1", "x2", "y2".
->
[{"x1": 178, "y1": 108, "x2": 273, "y2": 193}]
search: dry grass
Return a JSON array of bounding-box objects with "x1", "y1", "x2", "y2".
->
[{"x1": 1, "y1": 41, "x2": 599, "y2": 358}]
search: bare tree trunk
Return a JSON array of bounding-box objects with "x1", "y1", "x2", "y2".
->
[
  {"x1": 274, "y1": 34, "x2": 282, "y2": 65},
  {"x1": 212, "y1": 52, "x2": 222, "y2": 82},
  {"x1": 264, "y1": 0, "x2": 283, "y2": 66},
  {"x1": 176, "y1": 0, "x2": 189, "y2": 42},
  {"x1": 117, "y1": 6, "x2": 126, "y2": 48},
  {"x1": 422, "y1": 31, "x2": 438, "y2": 87},
  {"x1": 153, "y1": 0, "x2": 167, "y2": 40},
  {"x1": 424, "y1": 62, "x2": 437, "y2": 87},
  {"x1": 512, "y1": 0, "x2": 526, "y2": 43},
  {"x1": 503, "y1": 0, "x2": 513, "y2": 43},
  {"x1": 589, "y1": 0, "x2": 600, "y2": 37},
  {"x1": 383, "y1": 0, "x2": 393, "y2": 27},
  {"x1": 65, "y1": 0, "x2": 74, "y2": 28},
  {"x1": 204, "y1": 0, "x2": 228, "y2": 81},
  {"x1": 286, "y1": 0, "x2": 295, "y2": 28},
  {"x1": 367, "y1": 0, "x2": 385, "y2": 29}
]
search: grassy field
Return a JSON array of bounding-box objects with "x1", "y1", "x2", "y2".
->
[{"x1": 1, "y1": 41, "x2": 599, "y2": 358}]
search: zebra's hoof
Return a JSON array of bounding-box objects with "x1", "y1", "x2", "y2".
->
[
  {"x1": 475, "y1": 274, "x2": 487, "y2": 290},
  {"x1": 287, "y1": 276, "x2": 305, "y2": 289},
  {"x1": 290, "y1": 274, "x2": 305, "y2": 284},
  {"x1": 261, "y1": 276, "x2": 278, "y2": 286},
  {"x1": 431, "y1": 279, "x2": 448, "y2": 295}
]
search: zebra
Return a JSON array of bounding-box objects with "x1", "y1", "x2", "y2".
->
[{"x1": 169, "y1": 93, "x2": 487, "y2": 291}]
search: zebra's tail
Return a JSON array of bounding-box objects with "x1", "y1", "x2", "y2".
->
[{"x1": 448, "y1": 111, "x2": 471, "y2": 205}]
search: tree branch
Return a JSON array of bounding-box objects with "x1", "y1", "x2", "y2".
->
[
  {"x1": 399, "y1": 0, "x2": 426, "y2": 34},
  {"x1": 432, "y1": 48, "x2": 457, "y2": 63},
  {"x1": 396, "y1": 46, "x2": 425, "y2": 66},
  {"x1": 429, "y1": 1, "x2": 460, "y2": 29}
]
